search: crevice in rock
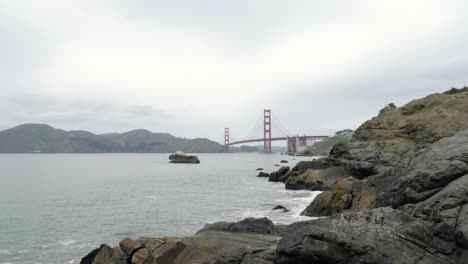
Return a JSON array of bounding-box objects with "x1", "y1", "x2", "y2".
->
[{"x1": 127, "y1": 245, "x2": 145, "y2": 264}]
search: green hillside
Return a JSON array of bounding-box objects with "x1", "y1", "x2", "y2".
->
[{"x1": 0, "y1": 124, "x2": 224, "y2": 153}]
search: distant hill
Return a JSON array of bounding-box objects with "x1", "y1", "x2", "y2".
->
[
  {"x1": 230, "y1": 145, "x2": 259, "y2": 153},
  {"x1": 0, "y1": 124, "x2": 224, "y2": 153}
]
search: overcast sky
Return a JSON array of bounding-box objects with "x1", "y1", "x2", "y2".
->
[{"x1": 1, "y1": 0, "x2": 468, "y2": 143}]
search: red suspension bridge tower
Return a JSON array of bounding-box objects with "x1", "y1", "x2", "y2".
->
[
  {"x1": 263, "y1": 109, "x2": 272, "y2": 153},
  {"x1": 223, "y1": 128, "x2": 229, "y2": 152}
]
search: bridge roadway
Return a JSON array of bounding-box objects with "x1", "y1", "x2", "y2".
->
[{"x1": 227, "y1": 136, "x2": 329, "y2": 146}]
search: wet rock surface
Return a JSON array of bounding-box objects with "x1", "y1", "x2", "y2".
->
[
  {"x1": 257, "y1": 171, "x2": 269, "y2": 177},
  {"x1": 272, "y1": 205, "x2": 289, "y2": 212}
]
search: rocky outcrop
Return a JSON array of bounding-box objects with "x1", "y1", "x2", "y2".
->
[
  {"x1": 198, "y1": 217, "x2": 278, "y2": 235},
  {"x1": 277, "y1": 207, "x2": 465, "y2": 264},
  {"x1": 268, "y1": 166, "x2": 290, "y2": 182},
  {"x1": 268, "y1": 88, "x2": 468, "y2": 261},
  {"x1": 257, "y1": 171, "x2": 269, "y2": 177},
  {"x1": 284, "y1": 165, "x2": 350, "y2": 190},
  {"x1": 81, "y1": 218, "x2": 281, "y2": 264},
  {"x1": 80, "y1": 244, "x2": 126, "y2": 264},
  {"x1": 82, "y1": 209, "x2": 467, "y2": 264},
  {"x1": 301, "y1": 176, "x2": 362, "y2": 216},
  {"x1": 269, "y1": 88, "x2": 468, "y2": 217},
  {"x1": 168, "y1": 151, "x2": 200, "y2": 164}
]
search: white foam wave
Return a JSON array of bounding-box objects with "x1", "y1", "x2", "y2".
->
[
  {"x1": 0, "y1": 249, "x2": 9, "y2": 254},
  {"x1": 204, "y1": 189, "x2": 321, "y2": 226},
  {"x1": 58, "y1": 240, "x2": 77, "y2": 246}
]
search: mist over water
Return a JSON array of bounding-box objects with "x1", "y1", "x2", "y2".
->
[{"x1": 0, "y1": 153, "x2": 319, "y2": 264}]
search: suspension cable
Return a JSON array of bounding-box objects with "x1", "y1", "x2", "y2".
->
[
  {"x1": 241, "y1": 113, "x2": 263, "y2": 141},
  {"x1": 272, "y1": 112, "x2": 293, "y2": 136}
]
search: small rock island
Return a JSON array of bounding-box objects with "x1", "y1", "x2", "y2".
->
[{"x1": 169, "y1": 151, "x2": 200, "y2": 164}]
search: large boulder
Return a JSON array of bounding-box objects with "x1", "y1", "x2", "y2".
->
[
  {"x1": 268, "y1": 166, "x2": 290, "y2": 182},
  {"x1": 169, "y1": 151, "x2": 200, "y2": 164},
  {"x1": 80, "y1": 244, "x2": 126, "y2": 264},
  {"x1": 284, "y1": 166, "x2": 350, "y2": 190},
  {"x1": 301, "y1": 176, "x2": 362, "y2": 216},
  {"x1": 198, "y1": 217, "x2": 277, "y2": 235},
  {"x1": 177, "y1": 231, "x2": 279, "y2": 264},
  {"x1": 257, "y1": 171, "x2": 270, "y2": 177}
]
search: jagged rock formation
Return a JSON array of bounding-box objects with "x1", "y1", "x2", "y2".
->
[
  {"x1": 277, "y1": 207, "x2": 465, "y2": 264},
  {"x1": 81, "y1": 218, "x2": 281, "y2": 264},
  {"x1": 80, "y1": 88, "x2": 468, "y2": 264}
]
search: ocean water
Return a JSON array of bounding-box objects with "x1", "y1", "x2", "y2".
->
[{"x1": 0, "y1": 153, "x2": 320, "y2": 264}]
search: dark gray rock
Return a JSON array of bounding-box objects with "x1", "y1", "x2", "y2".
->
[
  {"x1": 285, "y1": 166, "x2": 350, "y2": 191},
  {"x1": 301, "y1": 176, "x2": 362, "y2": 216},
  {"x1": 118, "y1": 237, "x2": 142, "y2": 256},
  {"x1": 277, "y1": 207, "x2": 464, "y2": 264},
  {"x1": 199, "y1": 217, "x2": 277, "y2": 235},
  {"x1": 80, "y1": 244, "x2": 126, "y2": 264},
  {"x1": 268, "y1": 166, "x2": 290, "y2": 182},
  {"x1": 389, "y1": 130, "x2": 468, "y2": 210},
  {"x1": 257, "y1": 172, "x2": 270, "y2": 177},
  {"x1": 178, "y1": 231, "x2": 279, "y2": 264},
  {"x1": 169, "y1": 152, "x2": 200, "y2": 164},
  {"x1": 272, "y1": 205, "x2": 289, "y2": 213}
]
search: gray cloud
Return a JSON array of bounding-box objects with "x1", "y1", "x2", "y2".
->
[{"x1": 0, "y1": 0, "x2": 468, "y2": 143}]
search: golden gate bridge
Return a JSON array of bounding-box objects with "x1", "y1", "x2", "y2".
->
[{"x1": 223, "y1": 109, "x2": 329, "y2": 154}]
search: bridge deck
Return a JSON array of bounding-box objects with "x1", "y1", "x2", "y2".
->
[{"x1": 227, "y1": 136, "x2": 328, "y2": 146}]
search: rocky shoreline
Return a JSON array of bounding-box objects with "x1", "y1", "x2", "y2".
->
[{"x1": 81, "y1": 88, "x2": 468, "y2": 264}]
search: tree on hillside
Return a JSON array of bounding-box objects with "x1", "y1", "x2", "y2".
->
[
  {"x1": 335, "y1": 129, "x2": 353, "y2": 135},
  {"x1": 443, "y1": 86, "x2": 468, "y2": 95},
  {"x1": 378, "y1": 103, "x2": 397, "y2": 116}
]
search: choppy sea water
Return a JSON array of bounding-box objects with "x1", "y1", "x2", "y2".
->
[{"x1": 0, "y1": 153, "x2": 320, "y2": 264}]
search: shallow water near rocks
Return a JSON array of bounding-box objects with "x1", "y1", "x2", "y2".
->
[{"x1": 0, "y1": 153, "x2": 320, "y2": 264}]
